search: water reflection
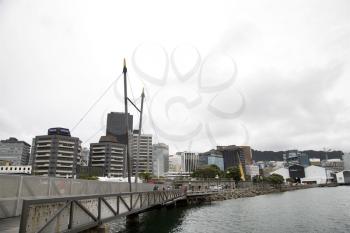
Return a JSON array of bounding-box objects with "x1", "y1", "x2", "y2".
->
[
  {"x1": 109, "y1": 187, "x2": 350, "y2": 233},
  {"x1": 109, "y1": 205, "x2": 195, "y2": 233}
]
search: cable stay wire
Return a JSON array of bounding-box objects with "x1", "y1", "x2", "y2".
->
[
  {"x1": 143, "y1": 88, "x2": 160, "y2": 144},
  {"x1": 71, "y1": 73, "x2": 123, "y2": 132},
  {"x1": 132, "y1": 78, "x2": 160, "y2": 144},
  {"x1": 84, "y1": 127, "x2": 105, "y2": 145},
  {"x1": 127, "y1": 73, "x2": 137, "y2": 103}
]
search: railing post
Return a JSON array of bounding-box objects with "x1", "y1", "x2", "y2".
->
[
  {"x1": 19, "y1": 200, "x2": 28, "y2": 233},
  {"x1": 48, "y1": 176, "x2": 52, "y2": 196},
  {"x1": 130, "y1": 193, "x2": 133, "y2": 210},
  {"x1": 68, "y1": 201, "x2": 73, "y2": 229},
  {"x1": 69, "y1": 179, "x2": 73, "y2": 195},
  {"x1": 117, "y1": 195, "x2": 120, "y2": 215},
  {"x1": 140, "y1": 193, "x2": 142, "y2": 207},
  {"x1": 98, "y1": 197, "x2": 101, "y2": 223},
  {"x1": 15, "y1": 175, "x2": 24, "y2": 216}
]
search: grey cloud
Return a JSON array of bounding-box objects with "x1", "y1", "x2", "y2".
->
[{"x1": 241, "y1": 62, "x2": 347, "y2": 150}]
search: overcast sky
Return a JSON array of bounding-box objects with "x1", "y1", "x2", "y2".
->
[{"x1": 1, "y1": 0, "x2": 350, "y2": 154}]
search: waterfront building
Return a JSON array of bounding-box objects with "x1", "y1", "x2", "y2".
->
[
  {"x1": 309, "y1": 158, "x2": 321, "y2": 166},
  {"x1": 106, "y1": 112, "x2": 133, "y2": 145},
  {"x1": 0, "y1": 160, "x2": 11, "y2": 166},
  {"x1": 0, "y1": 165, "x2": 32, "y2": 175},
  {"x1": 30, "y1": 128, "x2": 81, "y2": 178},
  {"x1": 176, "y1": 151, "x2": 199, "y2": 173},
  {"x1": 343, "y1": 153, "x2": 350, "y2": 170},
  {"x1": 321, "y1": 159, "x2": 344, "y2": 172},
  {"x1": 152, "y1": 143, "x2": 169, "y2": 177},
  {"x1": 198, "y1": 149, "x2": 224, "y2": 170},
  {"x1": 238, "y1": 146, "x2": 253, "y2": 166},
  {"x1": 270, "y1": 167, "x2": 290, "y2": 182},
  {"x1": 299, "y1": 153, "x2": 310, "y2": 167},
  {"x1": 245, "y1": 165, "x2": 260, "y2": 179},
  {"x1": 288, "y1": 164, "x2": 305, "y2": 182},
  {"x1": 166, "y1": 171, "x2": 191, "y2": 179},
  {"x1": 336, "y1": 170, "x2": 350, "y2": 184},
  {"x1": 0, "y1": 137, "x2": 31, "y2": 165},
  {"x1": 300, "y1": 165, "x2": 331, "y2": 184},
  {"x1": 217, "y1": 145, "x2": 252, "y2": 174},
  {"x1": 256, "y1": 161, "x2": 266, "y2": 169},
  {"x1": 284, "y1": 150, "x2": 300, "y2": 165},
  {"x1": 89, "y1": 135, "x2": 126, "y2": 177},
  {"x1": 132, "y1": 131, "x2": 152, "y2": 175},
  {"x1": 168, "y1": 154, "x2": 182, "y2": 173}
]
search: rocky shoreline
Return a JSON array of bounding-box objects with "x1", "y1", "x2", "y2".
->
[{"x1": 188, "y1": 184, "x2": 316, "y2": 203}]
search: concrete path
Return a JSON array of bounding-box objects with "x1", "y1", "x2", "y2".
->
[{"x1": 0, "y1": 216, "x2": 20, "y2": 233}]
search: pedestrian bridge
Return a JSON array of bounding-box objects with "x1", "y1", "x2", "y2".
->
[{"x1": 19, "y1": 190, "x2": 184, "y2": 233}]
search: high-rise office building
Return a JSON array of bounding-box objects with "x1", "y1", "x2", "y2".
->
[
  {"x1": 176, "y1": 151, "x2": 199, "y2": 173},
  {"x1": 132, "y1": 132, "x2": 152, "y2": 175},
  {"x1": 30, "y1": 128, "x2": 81, "y2": 178},
  {"x1": 152, "y1": 143, "x2": 169, "y2": 177},
  {"x1": 198, "y1": 149, "x2": 224, "y2": 170},
  {"x1": 106, "y1": 112, "x2": 133, "y2": 145},
  {"x1": 89, "y1": 135, "x2": 126, "y2": 177},
  {"x1": 217, "y1": 145, "x2": 245, "y2": 171},
  {"x1": 238, "y1": 146, "x2": 253, "y2": 165},
  {"x1": 0, "y1": 137, "x2": 31, "y2": 165}
]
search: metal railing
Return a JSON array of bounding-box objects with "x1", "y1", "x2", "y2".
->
[{"x1": 19, "y1": 190, "x2": 184, "y2": 233}]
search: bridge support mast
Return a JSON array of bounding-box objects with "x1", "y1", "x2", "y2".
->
[{"x1": 123, "y1": 59, "x2": 132, "y2": 193}]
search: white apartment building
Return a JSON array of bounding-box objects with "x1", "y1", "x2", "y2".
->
[{"x1": 132, "y1": 132, "x2": 152, "y2": 175}]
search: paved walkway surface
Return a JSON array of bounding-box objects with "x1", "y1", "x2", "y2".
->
[{"x1": 0, "y1": 216, "x2": 20, "y2": 233}]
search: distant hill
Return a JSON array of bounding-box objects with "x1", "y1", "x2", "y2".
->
[{"x1": 252, "y1": 150, "x2": 344, "y2": 162}]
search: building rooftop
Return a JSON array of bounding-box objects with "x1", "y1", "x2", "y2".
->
[
  {"x1": 98, "y1": 135, "x2": 119, "y2": 143},
  {"x1": 0, "y1": 137, "x2": 30, "y2": 147},
  {"x1": 48, "y1": 127, "x2": 71, "y2": 136}
]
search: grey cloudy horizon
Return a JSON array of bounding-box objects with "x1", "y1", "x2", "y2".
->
[{"x1": 1, "y1": 0, "x2": 350, "y2": 154}]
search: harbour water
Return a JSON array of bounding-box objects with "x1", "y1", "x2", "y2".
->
[{"x1": 109, "y1": 186, "x2": 350, "y2": 233}]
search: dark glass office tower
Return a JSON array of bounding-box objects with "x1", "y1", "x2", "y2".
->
[
  {"x1": 106, "y1": 112, "x2": 133, "y2": 145},
  {"x1": 217, "y1": 145, "x2": 245, "y2": 171}
]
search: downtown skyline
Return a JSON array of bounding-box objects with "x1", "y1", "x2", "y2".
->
[{"x1": 1, "y1": 0, "x2": 350, "y2": 154}]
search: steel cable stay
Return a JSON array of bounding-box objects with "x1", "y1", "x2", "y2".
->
[{"x1": 71, "y1": 73, "x2": 123, "y2": 133}]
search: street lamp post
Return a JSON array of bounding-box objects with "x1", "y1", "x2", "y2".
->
[
  {"x1": 215, "y1": 174, "x2": 219, "y2": 192},
  {"x1": 226, "y1": 170, "x2": 231, "y2": 189}
]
